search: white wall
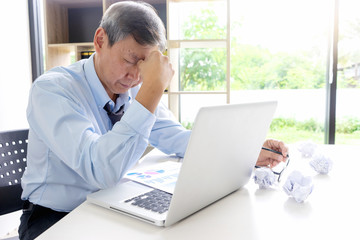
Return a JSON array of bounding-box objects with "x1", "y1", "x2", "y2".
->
[
  {"x1": 0, "y1": 0, "x2": 32, "y2": 132},
  {"x1": 0, "y1": 0, "x2": 32, "y2": 237}
]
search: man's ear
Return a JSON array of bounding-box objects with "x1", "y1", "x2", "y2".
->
[{"x1": 94, "y1": 27, "x2": 106, "y2": 53}]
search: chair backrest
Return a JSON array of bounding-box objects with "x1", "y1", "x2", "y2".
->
[{"x1": 0, "y1": 129, "x2": 29, "y2": 215}]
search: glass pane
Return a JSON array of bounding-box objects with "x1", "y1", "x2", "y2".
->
[
  {"x1": 230, "y1": 0, "x2": 329, "y2": 144},
  {"x1": 161, "y1": 94, "x2": 168, "y2": 107},
  {"x1": 179, "y1": 94, "x2": 227, "y2": 129},
  {"x1": 168, "y1": 0, "x2": 227, "y2": 40},
  {"x1": 337, "y1": 0, "x2": 360, "y2": 145},
  {"x1": 180, "y1": 47, "x2": 226, "y2": 91}
]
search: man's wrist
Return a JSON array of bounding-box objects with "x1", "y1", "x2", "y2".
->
[{"x1": 135, "y1": 84, "x2": 164, "y2": 113}]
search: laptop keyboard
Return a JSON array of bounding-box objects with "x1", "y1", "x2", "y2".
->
[{"x1": 124, "y1": 189, "x2": 172, "y2": 214}]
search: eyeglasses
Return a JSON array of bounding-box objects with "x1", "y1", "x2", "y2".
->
[
  {"x1": 256, "y1": 147, "x2": 290, "y2": 182},
  {"x1": 271, "y1": 155, "x2": 290, "y2": 181}
]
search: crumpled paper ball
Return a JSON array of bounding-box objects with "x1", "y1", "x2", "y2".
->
[
  {"x1": 297, "y1": 141, "x2": 317, "y2": 158},
  {"x1": 309, "y1": 152, "x2": 333, "y2": 174},
  {"x1": 283, "y1": 171, "x2": 314, "y2": 203},
  {"x1": 254, "y1": 167, "x2": 276, "y2": 189}
]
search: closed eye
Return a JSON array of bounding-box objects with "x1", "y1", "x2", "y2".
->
[{"x1": 124, "y1": 58, "x2": 135, "y2": 65}]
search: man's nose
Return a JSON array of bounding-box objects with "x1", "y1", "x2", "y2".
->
[{"x1": 128, "y1": 65, "x2": 140, "y2": 81}]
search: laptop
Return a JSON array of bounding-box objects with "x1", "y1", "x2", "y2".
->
[{"x1": 87, "y1": 101, "x2": 277, "y2": 227}]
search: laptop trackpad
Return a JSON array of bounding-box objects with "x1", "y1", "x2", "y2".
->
[
  {"x1": 88, "y1": 179, "x2": 154, "y2": 205},
  {"x1": 113, "y1": 179, "x2": 154, "y2": 202}
]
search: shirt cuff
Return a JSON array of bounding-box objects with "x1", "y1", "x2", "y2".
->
[{"x1": 114, "y1": 99, "x2": 156, "y2": 137}]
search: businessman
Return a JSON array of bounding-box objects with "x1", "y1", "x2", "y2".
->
[{"x1": 19, "y1": 1, "x2": 288, "y2": 239}]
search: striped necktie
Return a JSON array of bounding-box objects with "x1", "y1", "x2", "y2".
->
[{"x1": 103, "y1": 102, "x2": 125, "y2": 125}]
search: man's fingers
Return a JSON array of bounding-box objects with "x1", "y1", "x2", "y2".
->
[
  {"x1": 265, "y1": 139, "x2": 289, "y2": 158},
  {"x1": 263, "y1": 149, "x2": 285, "y2": 162}
]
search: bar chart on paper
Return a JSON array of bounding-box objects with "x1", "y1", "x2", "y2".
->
[{"x1": 125, "y1": 161, "x2": 181, "y2": 194}]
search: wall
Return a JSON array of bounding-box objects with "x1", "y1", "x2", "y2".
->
[
  {"x1": 0, "y1": 0, "x2": 32, "y2": 237},
  {"x1": 0, "y1": 0, "x2": 32, "y2": 132}
]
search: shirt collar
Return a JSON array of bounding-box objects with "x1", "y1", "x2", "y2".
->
[
  {"x1": 84, "y1": 53, "x2": 131, "y2": 112},
  {"x1": 113, "y1": 92, "x2": 130, "y2": 112}
]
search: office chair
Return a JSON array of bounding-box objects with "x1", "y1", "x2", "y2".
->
[{"x1": 0, "y1": 129, "x2": 29, "y2": 215}]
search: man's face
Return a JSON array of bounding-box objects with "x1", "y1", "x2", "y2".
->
[{"x1": 94, "y1": 29, "x2": 158, "y2": 99}]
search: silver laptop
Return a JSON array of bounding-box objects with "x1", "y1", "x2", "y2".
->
[{"x1": 87, "y1": 101, "x2": 277, "y2": 227}]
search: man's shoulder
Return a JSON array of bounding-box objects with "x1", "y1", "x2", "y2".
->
[{"x1": 34, "y1": 60, "x2": 88, "y2": 90}]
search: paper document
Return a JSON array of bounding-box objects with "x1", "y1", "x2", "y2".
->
[{"x1": 125, "y1": 161, "x2": 181, "y2": 194}]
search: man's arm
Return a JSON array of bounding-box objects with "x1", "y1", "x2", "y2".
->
[
  {"x1": 149, "y1": 101, "x2": 191, "y2": 158},
  {"x1": 27, "y1": 79, "x2": 155, "y2": 189},
  {"x1": 135, "y1": 51, "x2": 174, "y2": 113}
]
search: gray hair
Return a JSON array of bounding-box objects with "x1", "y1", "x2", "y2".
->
[{"x1": 100, "y1": 1, "x2": 166, "y2": 52}]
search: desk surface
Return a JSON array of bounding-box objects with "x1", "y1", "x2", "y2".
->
[{"x1": 37, "y1": 145, "x2": 359, "y2": 240}]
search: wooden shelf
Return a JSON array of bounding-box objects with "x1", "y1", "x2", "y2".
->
[{"x1": 44, "y1": 0, "x2": 102, "y2": 70}]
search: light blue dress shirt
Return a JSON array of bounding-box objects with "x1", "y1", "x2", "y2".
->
[{"x1": 21, "y1": 53, "x2": 191, "y2": 212}]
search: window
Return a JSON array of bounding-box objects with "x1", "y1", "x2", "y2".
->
[
  {"x1": 229, "y1": 0, "x2": 329, "y2": 144},
  {"x1": 168, "y1": 0, "x2": 359, "y2": 145},
  {"x1": 336, "y1": 0, "x2": 360, "y2": 144},
  {"x1": 167, "y1": 0, "x2": 230, "y2": 122}
]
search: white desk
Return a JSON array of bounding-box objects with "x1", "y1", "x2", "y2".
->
[{"x1": 37, "y1": 145, "x2": 359, "y2": 240}]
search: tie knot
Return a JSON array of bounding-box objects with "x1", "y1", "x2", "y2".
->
[
  {"x1": 103, "y1": 102, "x2": 112, "y2": 114},
  {"x1": 103, "y1": 103, "x2": 124, "y2": 125}
]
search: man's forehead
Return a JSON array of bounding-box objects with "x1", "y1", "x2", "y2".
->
[{"x1": 126, "y1": 45, "x2": 159, "y2": 61}]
